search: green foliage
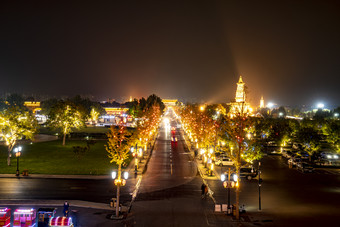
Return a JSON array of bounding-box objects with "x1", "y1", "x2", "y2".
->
[
  {"x1": 47, "y1": 100, "x2": 85, "y2": 145},
  {"x1": 105, "y1": 124, "x2": 131, "y2": 166},
  {"x1": 323, "y1": 120, "x2": 340, "y2": 152},
  {"x1": 220, "y1": 115, "x2": 261, "y2": 167},
  {"x1": 313, "y1": 109, "x2": 332, "y2": 121},
  {"x1": 296, "y1": 126, "x2": 322, "y2": 157},
  {"x1": 0, "y1": 106, "x2": 37, "y2": 165},
  {"x1": 6, "y1": 93, "x2": 25, "y2": 107},
  {"x1": 128, "y1": 94, "x2": 165, "y2": 118},
  {"x1": 41, "y1": 96, "x2": 105, "y2": 122},
  {"x1": 40, "y1": 98, "x2": 59, "y2": 115}
]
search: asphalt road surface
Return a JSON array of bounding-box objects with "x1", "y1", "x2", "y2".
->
[
  {"x1": 126, "y1": 110, "x2": 219, "y2": 226},
  {"x1": 208, "y1": 154, "x2": 340, "y2": 227}
]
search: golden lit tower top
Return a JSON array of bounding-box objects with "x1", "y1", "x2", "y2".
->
[
  {"x1": 260, "y1": 96, "x2": 264, "y2": 108},
  {"x1": 235, "y1": 75, "x2": 245, "y2": 102},
  {"x1": 228, "y1": 76, "x2": 252, "y2": 117}
]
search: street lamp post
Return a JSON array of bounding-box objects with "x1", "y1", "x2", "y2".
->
[
  {"x1": 258, "y1": 161, "x2": 262, "y2": 211},
  {"x1": 111, "y1": 170, "x2": 129, "y2": 218},
  {"x1": 131, "y1": 145, "x2": 138, "y2": 172},
  {"x1": 227, "y1": 168, "x2": 231, "y2": 213},
  {"x1": 221, "y1": 170, "x2": 238, "y2": 215},
  {"x1": 14, "y1": 146, "x2": 22, "y2": 177}
]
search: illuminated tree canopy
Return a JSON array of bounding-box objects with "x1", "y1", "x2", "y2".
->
[
  {"x1": 0, "y1": 106, "x2": 37, "y2": 165},
  {"x1": 47, "y1": 101, "x2": 85, "y2": 146}
]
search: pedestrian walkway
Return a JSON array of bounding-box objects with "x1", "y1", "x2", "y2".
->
[{"x1": 0, "y1": 199, "x2": 112, "y2": 210}]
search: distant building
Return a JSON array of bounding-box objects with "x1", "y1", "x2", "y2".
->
[
  {"x1": 228, "y1": 76, "x2": 252, "y2": 117},
  {"x1": 260, "y1": 96, "x2": 265, "y2": 109},
  {"x1": 97, "y1": 102, "x2": 133, "y2": 126},
  {"x1": 162, "y1": 99, "x2": 178, "y2": 106},
  {"x1": 24, "y1": 101, "x2": 41, "y2": 113}
]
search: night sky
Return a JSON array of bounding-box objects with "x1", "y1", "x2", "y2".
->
[{"x1": 1, "y1": 1, "x2": 339, "y2": 107}]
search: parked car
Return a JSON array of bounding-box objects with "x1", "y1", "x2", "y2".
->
[
  {"x1": 292, "y1": 143, "x2": 303, "y2": 150},
  {"x1": 267, "y1": 141, "x2": 278, "y2": 146},
  {"x1": 288, "y1": 157, "x2": 301, "y2": 167},
  {"x1": 296, "y1": 162, "x2": 314, "y2": 173},
  {"x1": 320, "y1": 152, "x2": 339, "y2": 160},
  {"x1": 282, "y1": 150, "x2": 294, "y2": 159},
  {"x1": 215, "y1": 158, "x2": 234, "y2": 166},
  {"x1": 297, "y1": 151, "x2": 309, "y2": 160},
  {"x1": 239, "y1": 167, "x2": 258, "y2": 180}
]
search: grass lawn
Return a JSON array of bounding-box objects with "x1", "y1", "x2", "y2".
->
[
  {"x1": 38, "y1": 126, "x2": 110, "y2": 135},
  {"x1": 0, "y1": 139, "x2": 132, "y2": 175}
]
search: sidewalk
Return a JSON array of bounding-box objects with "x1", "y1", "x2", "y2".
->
[
  {"x1": 0, "y1": 199, "x2": 112, "y2": 210},
  {"x1": 179, "y1": 126, "x2": 274, "y2": 227},
  {"x1": 180, "y1": 128, "x2": 219, "y2": 180}
]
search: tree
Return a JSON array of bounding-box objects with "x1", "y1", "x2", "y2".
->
[
  {"x1": 277, "y1": 106, "x2": 287, "y2": 117},
  {"x1": 70, "y1": 96, "x2": 105, "y2": 121},
  {"x1": 90, "y1": 107, "x2": 100, "y2": 124},
  {"x1": 105, "y1": 123, "x2": 132, "y2": 218},
  {"x1": 128, "y1": 94, "x2": 165, "y2": 119},
  {"x1": 220, "y1": 105, "x2": 261, "y2": 220},
  {"x1": 47, "y1": 101, "x2": 85, "y2": 146},
  {"x1": 40, "y1": 98, "x2": 59, "y2": 115},
  {"x1": 0, "y1": 107, "x2": 37, "y2": 165},
  {"x1": 323, "y1": 120, "x2": 340, "y2": 152},
  {"x1": 296, "y1": 126, "x2": 322, "y2": 161},
  {"x1": 6, "y1": 93, "x2": 25, "y2": 107}
]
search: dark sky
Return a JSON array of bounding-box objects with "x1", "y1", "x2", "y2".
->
[{"x1": 1, "y1": 1, "x2": 339, "y2": 107}]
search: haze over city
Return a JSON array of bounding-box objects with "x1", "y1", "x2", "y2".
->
[{"x1": 1, "y1": 0, "x2": 339, "y2": 107}]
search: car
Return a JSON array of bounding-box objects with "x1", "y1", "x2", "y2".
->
[
  {"x1": 320, "y1": 152, "x2": 339, "y2": 160},
  {"x1": 171, "y1": 137, "x2": 178, "y2": 145},
  {"x1": 292, "y1": 143, "x2": 303, "y2": 150},
  {"x1": 296, "y1": 162, "x2": 314, "y2": 173},
  {"x1": 215, "y1": 158, "x2": 234, "y2": 166},
  {"x1": 288, "y1": 157, "x2": 301, "y2": 167},
  {"x1": 281, "y1": 150, "x2": 288, "y2": 157},
  {"x1": 282, "y1": 150, "x2": 294, "y2": 159},
  {"x1": 239, "y1": 167, "x2": 258, "y2": 180},
  {"x1": 297, "y1": 151, "x2": 309, "y2": 160},
  {"x1": 267, "y1": 141, "x2": 278, "y2": 146}
]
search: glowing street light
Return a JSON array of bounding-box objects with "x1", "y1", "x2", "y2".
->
[
  {"x1": 317, "y1": 103, "x2": 324, "y2": 109},
  {"x1": 267, "y1": 102, "x2": 274, "y2": 108},
  {"x1": 199, "y1": 105, "x2": 205, "y2": 112},
  {"x1": 14, "y1": 146, "x2": 22, "y2": 177},
  {"x1": 221, "y1": 168, "x2": 239, "y2": 215}
]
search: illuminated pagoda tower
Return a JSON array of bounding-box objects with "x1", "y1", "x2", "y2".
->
[
  {"x1": 260, "y1": 96, "x2": 265, "y2": 109},
  {"x1": 228, "y1": 76, "x2": 252, "y2": 117}
]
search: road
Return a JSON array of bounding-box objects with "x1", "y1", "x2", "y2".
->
[
  {"x1": 207, "y1": 154, "x2": 340, "y2": 227},
  {"x1": 126, "y1": 109, "x2": 220, "y2": 226}
]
